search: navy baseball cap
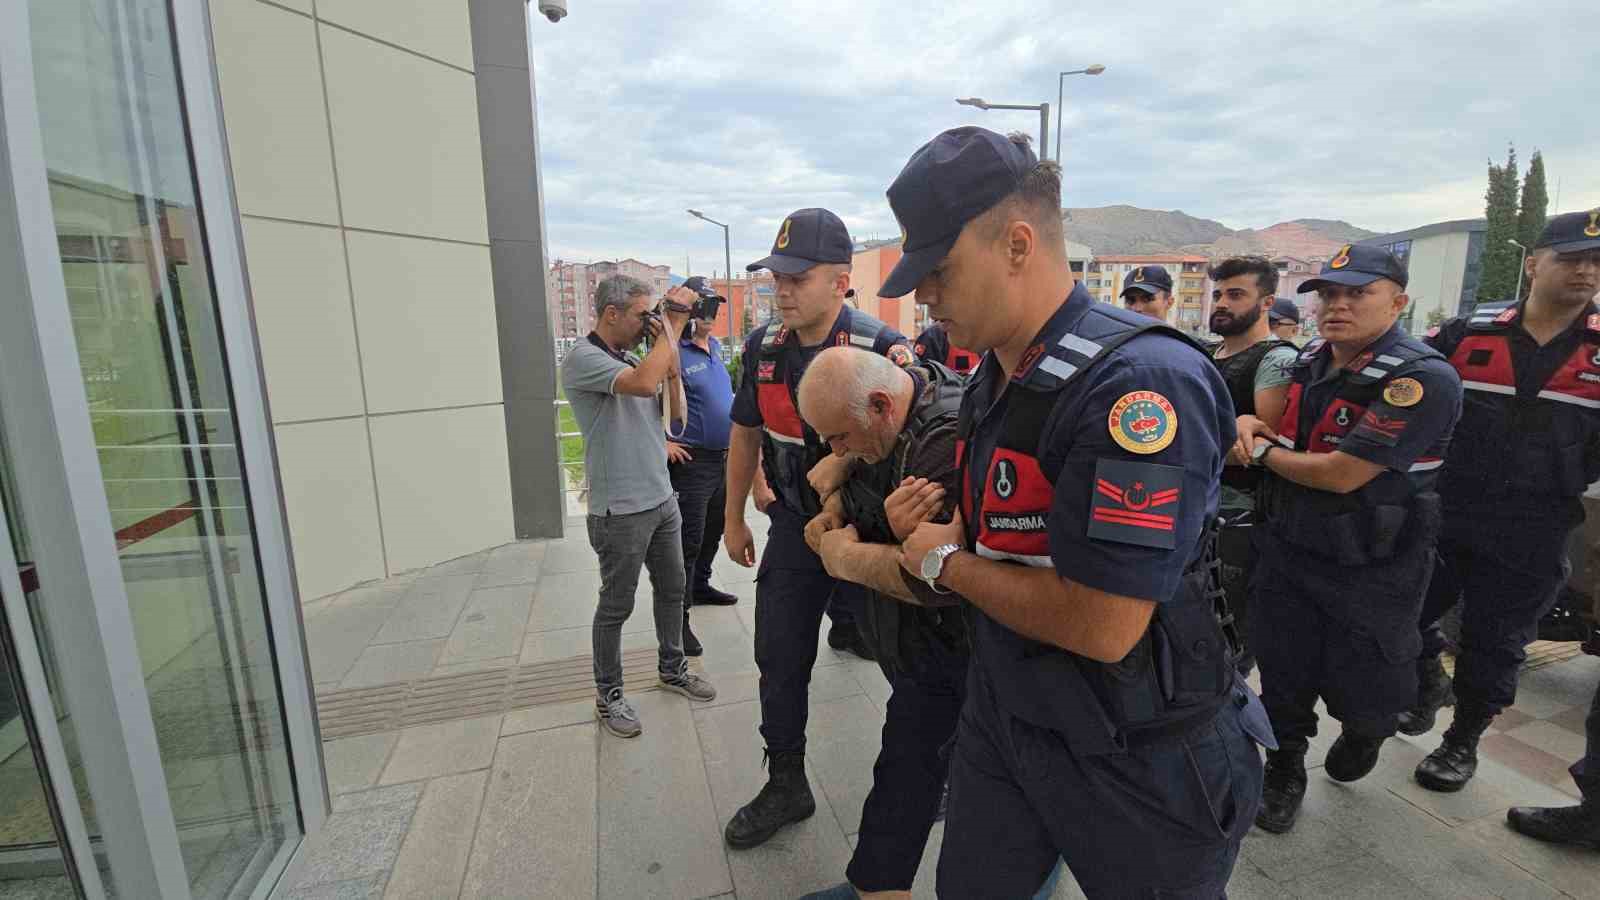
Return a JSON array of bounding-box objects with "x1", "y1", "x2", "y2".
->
[
  {"x1": 1121, "y1": 265, "x2": 1174, "y2": 298},
  {"x1": 1535, "y1": 209, "x2": 1600, "y2": 254},
  {"x1": 746, "y1": 208, "x2": 854, "y2": 275},
  {"x1": 1269, "y1": 298, "x2": 1302, "y2": 324},
  {"x1": 879, "y1": 127, "x2": 1038, "y2": 298},
  {"x1": 1297, "y1": 243, "x2": 1409, "y2": 293}
]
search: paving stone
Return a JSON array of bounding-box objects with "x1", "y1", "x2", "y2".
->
[
  {"x1": 304, "y1": 602, "x2": 396, "y2": 684},
  {"x1": 697, "y1": 669, "x2": 760, "y2": 709},
  {"x1": 1218, "y1": 859, "x2": 1281, "y2": 900},
  {"x1": 1373, "y1": 737, "x2": 1576, "y2": 827},
  {"x1": 379, "y1": 715, "x2": 502, "y2": 785},
  {"x1": 597, "y1": 691, "x2": 732, "y2": 899},
  {"x1": 541, "y1": 536, "x2": 602, "y2": 574},
  {"x1": 526, "y1": 571, "x2": 605, "y2": 631},
  {"x1": 371, "y1": 576, "x2": 476, "y2": 644},
  {"x1": 519, "y1": 622, "x2": 653, "y2": 665},
  {"x1": 462, "y1": 725, "x2": 597, "y2": 899},
  {"x1": 430, "y1": 655, "x2": 518, "y2": 678},
  {"x1": 326, "y1": 580, "x2": 412, "y2": 610},
  {"x1": 332, "y1": 781, "x2": 424, "y2": 813},
  {"x1": 1480, "y1": 733, "x2": 1583, "y2": 789},
  {"x1": 323, "y1": 732, "x2": 397, "y2": 795},
  {"x1": 806, "y1": 695, "x2": 886, "y2": 841},
  {"x1": 1311, "y1": 768, "x2": 1566, "y2": 899},
  {"x1": 1460, "y1": 811, "x2": 1600, "y2": 899},
  {"x1": 476, "y1": 540, "x2": 548, "y2": 588},
  {"x1": 384, "y1": 770, "x2": 488, "y2": 900},
  {"x1": 290, "y1": 790, "x2": 416, "y2": 886},
  {"x1": 338, "y1": 639, "x2": 443, "y2": 689},
  {"x1": 414, "y1": 551, "x2": 489, "y2": 579},
  {"x1": 280, "y1": 874, "x2": 386, "y2": 900},
  {"x1": 692, "y1": 699, "x2": 853, "y2": 900},
  {"x1": 1279, "y1": 852, "x2": 1429, "y2": 899},
  {"x1": 1505, "y1": 719, "x2": 1590, "y2": 762},
  {"x1": 1240, "y1": 780, "x2": 1366, "y2": 882},
  {"x1": 439, "y1": 584, "x2": 534, "y2": 665},
  {"x1": 501, "y1": 699, "x2": 598, "y2": 736}
]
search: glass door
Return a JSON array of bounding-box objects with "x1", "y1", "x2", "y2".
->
[{"x1": 23, "y1": 0, "x2": 300, "y2": 895}]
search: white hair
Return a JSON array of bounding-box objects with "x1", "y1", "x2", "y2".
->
[{"x1": 844, "y1": 351, "x2": 906, "y2": 425}]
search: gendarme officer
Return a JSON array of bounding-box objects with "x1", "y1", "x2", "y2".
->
[
  {"x1": 1237, "y1": 243, "x2": 1463, "y2": 834},
  {"x1": 886, "y1": 126, "x2": 1269, "y2": 899},
  {"x1": 721, "y1": 208, "x2": 914, "y2": 849},
  {"x1": 1402, "y1": 210, "x2": 1600, "y2": 793}
]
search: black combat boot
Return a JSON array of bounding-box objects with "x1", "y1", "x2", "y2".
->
[
  {"x1": 724, "y1": 750, "x2": 816, "y2": 848},
  {"x1": 1415, "y1": 705, "x2": 1494, "y2": 793},
  {"x1": 1397, "y1": 654, "x2": 1455, "y2": 736},
  {"x1": 1255, "y1": 744, "x2": 1308, "y2": 834},
  {"x1": 682, "y1": 609, "x2": 703, "y2": 657},
  {"x1": 1507, "y1": 799, "x2": 1600, "y2": 850},
  {"x1": 1325, "y1": 731, "x2": 1385, "y2": 782}
]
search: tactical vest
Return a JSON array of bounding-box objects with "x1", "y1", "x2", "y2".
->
[
  {"x1": 755, "y1": 309, "x2": 896, "y2": 519},
  {"x1": 1211, "y1": 338, "x2": 1297, "y2": 492},
  {"x1": 1437, "y1": 301, "x2": 1600, "y2": 503},
  {"x1": 956, "y1": 305, "x2": 1234, "y2": 755},
  {"x1": 1258, "y1": 335, "x2": 1447, "y2": 567},
  {"x1": 839, "y1": 363, "x2": 969, "y2": 671}
]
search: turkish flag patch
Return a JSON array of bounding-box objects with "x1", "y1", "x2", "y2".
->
[{"x1": 1087, "y1": 458, "x2": 1183, "y2": 550}]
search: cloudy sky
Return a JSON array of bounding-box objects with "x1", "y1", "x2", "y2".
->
[{"x1": 529, "y1": 0, "x2": 1600, "y2": 277}]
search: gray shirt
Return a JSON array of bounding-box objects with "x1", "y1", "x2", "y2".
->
[{"x1": 561, "y1": 338, "x2": 674, "y2": 516}]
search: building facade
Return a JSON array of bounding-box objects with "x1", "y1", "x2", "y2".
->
[
  {"x1": 1360, "y1": 218, "x2": 1487, "y2": 334},
  {"x1": 0, "y1": 1, "x2": 564, "y2": 896}
]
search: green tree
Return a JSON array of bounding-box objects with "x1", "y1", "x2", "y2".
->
[
  {"x1": 1515, "y1": 150, "x2": 1550, "y2": 295},
  {"x1": 1477, "y1": 144, "x2": 1522, "y2": 306}
]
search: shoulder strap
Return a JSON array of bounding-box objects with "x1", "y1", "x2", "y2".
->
[
  {"x1": 1346, "y1": 334, "x2": 1445, "y2": 386},
  {"x1": 1467, "y1": 301, "x2": 1520, "y2": 332},
  {"x1": 844, "y1": 309, "x2": 891, "y2": 349}
]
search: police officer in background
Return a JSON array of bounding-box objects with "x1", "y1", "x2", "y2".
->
[
  {"x1": 1399, "y1": 210, "x2": 1600, "y2": 794},
  {"x1": 1122, "y1": 264, "x2": 1176, "y2": 322},
  {"x1": 1237, "y1": 244, "x2": 1463, "y2": 834},
  {"x1": 721, "y1": 208, "x2": 915, "y2": 849},
  {"x1": 914, "y1": 320, "x2": 981, "y2": 374},
  {"x1": 1207, "y1": 256, "x2": 1300, "y2": 675},
  {"x1": 1270, "y1": 298, "x2": 1304, "y2": 342},
  {"x1": 885, "y1": 126, "x2": 1268, "y2": 898}
]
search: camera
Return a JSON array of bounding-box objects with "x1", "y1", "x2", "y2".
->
[
  {"x1": 676, "y1": 276, "x2": 726, "y2": 322},
  {"x1": 537, "y1": 0, "x2": 567, "y2": 23}
]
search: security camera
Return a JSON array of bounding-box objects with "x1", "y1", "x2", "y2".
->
[{"x1": 537, "y1": 0, "x2": 567, "y2": 23}]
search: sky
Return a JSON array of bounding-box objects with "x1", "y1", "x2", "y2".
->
[{"x1": 528, "y1": 0, "x2": 1600, "y2": 278}]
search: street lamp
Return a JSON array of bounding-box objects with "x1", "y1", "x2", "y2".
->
[
  {"x1": 1509, "y1": 238, "x2": 1528, "y2": 302},
  {"x1": 688, "y1": 209, "x2": 736, "y2": 342},
  {"x1": 956, "y1": 96, "x2": 1050, "y2": 160},
  {"x1": 1055, "y1": 64, "x2": 1105, "y2": 163}
]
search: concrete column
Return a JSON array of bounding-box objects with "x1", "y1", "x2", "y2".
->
[{"x1": 469, "y1": 0, "x2": 564, "y2": 538}]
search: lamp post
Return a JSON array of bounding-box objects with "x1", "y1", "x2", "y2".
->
[
  {"x1": 1055, "y1": 64, "x2": 1105, "y2": 163},
  {"x1": 956, "y1": 97, "x2": 1050, "y2": 160},
  {"x1": 688, "y1": 209, "x2": 736, "y2": 342},
  {"x1": 1509, "y1": 238, "x2": 1528, "y2": 302}
]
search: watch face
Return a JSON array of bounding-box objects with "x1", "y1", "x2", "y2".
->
[
  {"x1": 1252, "y1": 441, "x2": 1270, "y2": 460},
  {"x1": 921, "y1": 549, "x2": 942, "y2": 580}
]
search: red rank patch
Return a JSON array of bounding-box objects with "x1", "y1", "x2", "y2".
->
[
  {"x1": 1013, "y1": 343, "x2": 1044, "y2": 381},
  {"x1": 1495, "y1": 307, "x2": 1519, "y2": 325},
  {"x1": 1087, "y1": 458, "x2": 1183, "y2": 550},
  {"x1": 757, "y1": 361, "x2": 776, "y2": 382}
]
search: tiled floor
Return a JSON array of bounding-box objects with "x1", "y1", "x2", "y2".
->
[{"x1": 286, "y1": 508, "x2": 1600, "y2": 899}]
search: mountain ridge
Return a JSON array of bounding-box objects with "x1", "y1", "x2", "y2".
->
[{"x1": 1062, "y1": 205, "x2": 1376, "y2": 259}]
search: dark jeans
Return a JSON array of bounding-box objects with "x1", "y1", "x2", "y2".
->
[
  {"x1": 847, "y1": 645, "x2": 968, "y2": 892},
  {"x1": 668, "y1": 449, "x2": 727, "y2": 596},
  {"x1": 937, "y1": 668, "x2": 1259, "y2": 899},
  {"x1": 1574, "y1": 679, "x2": 1600, "y2": 802},
  {"x1": 1418, "y1": 530, "x2": 1568, "y2": 716},
  {"x1": 585, "y1": 497, "x2": 686, "y2": 696}
]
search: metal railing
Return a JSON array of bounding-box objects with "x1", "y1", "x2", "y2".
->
[{"x1": 554, "y1": 398, "x2": 587, "y2": 516}]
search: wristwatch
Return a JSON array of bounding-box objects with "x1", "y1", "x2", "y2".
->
[
  {"x1": 1251, "y1": 441, "x2": 1275, "y2": 468},
  {"x1": 919, "y1": 543, "x2": 962, "y2": 593}
]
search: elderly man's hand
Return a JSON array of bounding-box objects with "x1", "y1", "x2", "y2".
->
[
  {"x1": 885, "y1": 476, "x2": 947, "y2": 542},
  {"x1": 803, "y1": 506, "x2": 844, "y2": 555},
  {"x1": 818, "y1": 524, "x2": 861, "y2": 581},
  {"x1": 807, "y1": 454, "x2": 851, "y2": 499}
]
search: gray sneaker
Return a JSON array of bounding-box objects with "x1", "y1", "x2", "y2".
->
[
  {"x1": 596, "y1": 688, "x2": 642, "y2": 738},
  {"x1": 659, "y1": 670, "x2": 717, "y2": 702}
]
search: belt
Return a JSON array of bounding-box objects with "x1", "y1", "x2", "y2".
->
[{"x1": 685, "y1": 446, "x2": 728, "y2": 456}]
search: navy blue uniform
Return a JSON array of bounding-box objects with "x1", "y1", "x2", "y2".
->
[
  {"x1": 1253, "y1": 325, "x2": 1463, "y2": 744},
  {"x1": 1419, "y1": 301, "x2": 1600, "y2": 716},
  {"x1": 730, "y1": 306, "x2": 909, "y2": 754},
  {"x1": 938, "y1": 284, "x2": 1268, "y2": 899}
]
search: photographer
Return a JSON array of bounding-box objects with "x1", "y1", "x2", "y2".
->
[
  {"x1": 668, "y1": 277, "x2": 740, "y2": 659},
  {"x1": 561, "y1": 275, "x2": 717, "y2": 739}
]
